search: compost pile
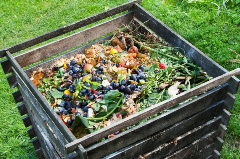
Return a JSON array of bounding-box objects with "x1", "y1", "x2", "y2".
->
[{"x1": 31, "y1": 29, "x2": 212, "y2": 139}]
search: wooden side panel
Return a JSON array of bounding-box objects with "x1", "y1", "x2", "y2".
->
[
  {"x1": 17, "y1": 102, "x2": 28, "y2": 116},
  {"x1": 224, "y1": 92, "x2": 235, "y2": 110},
  {"x1": 103, "y1": 102, "x2": 223, "y2": 159},
  {"x1": 32, "y1": 138, "x2": 41, "y2": 150},
  {"x1": 27, "y1": 127, "x2": 36, "y2": 139},
  {"x1": 24, "y1": 34, "x2": 112, "y2": 77},
  {"x1": 12, "y1": 90, "x2": 23, "y2": 103},
  {"x1": 6, "y1": 74, "x2": 17, "y2": 88},
  {"x1": 0, "y1": 0, "x2": 141, "y2": 58},
  {"x1": 22, "y1": 115, "x2": 32, "y2": 128},
  {"x1": 35, "y1": 148, "x2": 45, "y2": 159},
  {"x1": 1, "y1": 11, "x2": 133, "y2": 70},
  {"x1": 133, "y1": 3, "x2": 239, "y2": 94}
]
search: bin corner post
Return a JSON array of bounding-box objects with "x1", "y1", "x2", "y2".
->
[{"x1": 65, "y1": 144, "x2": 87, "y2": 159}]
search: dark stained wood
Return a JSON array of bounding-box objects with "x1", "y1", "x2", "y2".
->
[
  {"x1": 24, "y1": 34, "x2": 112, "y2": 77},
  {"x1": 17, "y1": 102, "x2": 27, "y2": 116},
  {"x1": 35, "y1": 148, "x2": 45, "y2": 159},
  {"x1": 224, "y1": 92, "x2": 235, "y2": 110},
  {"x1": 219, "y1": 124, "x2": 227, "y2": 139},
  {"x1": 206, "y1": 155, "x2": 212, "y2": 159},
  {"x1": 5, "y1": 51, "x2": 76, "y2": 143},
  {"x1": 6, "y1": 74, "x2": 17, "y2": 88},
  {"x1": 0, "y1": 0, "x2": 141, "y2": 58},
  {"x1": 5, "y1": 11, "x2": 133, "y2": 69},
  {"x1": 133, "y1": 3, "x2": 240, "y2": 94},
  {"x1": 88, "y1": 101, "x2": 223, "y2": 159},
  {"x1": 32, "y1": 138, "x2": 41, "y2": 150},
  {"x1": 214, "y1": 137, "x2": 224, "y2": 153},
  {"x1": 212, "y1": 150, "x2": 221, "y2": 159},
  {"x1": 66, "y1": 70, "x2": 236, "y2": 152},
  {"x1": 0, "y1": 59, "x2": 12, "y2": 74},
  {"x1": 17, "y1": 77, "x2": 69, "y2": 158},
  {"x1": 144, "y1": 131, "x2": 219, "y2": 159},
  {"x1": 165, "y1": 142, "x2": 214, "y2": 159},
  {"x1": 12, "y1": 90, "x2": 23, "y2": 103},
  {"x1": 27, "y1": 127, "x2": 36, "y2": 139},
  {"x1": 221, "y1": 109, "x2": 231, "y2": 126},
  {"x1": 22, "y1": 115, "x2": 32, "y2": 128}
]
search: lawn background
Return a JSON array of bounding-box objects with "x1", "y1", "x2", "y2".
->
[{"x1": 0, "y1": 0, "x2": 239, "y2": 158}]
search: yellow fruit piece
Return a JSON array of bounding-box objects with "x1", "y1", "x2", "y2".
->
[
  {"x1": 64, "y1": 62, "x2": 68, "y2": 68},
  {"x1": 64, "y1": 89, "x2": 72, "y2": 96},
  {"x1": 110, "y1": 49, "x2": 118, "y2": 55}
]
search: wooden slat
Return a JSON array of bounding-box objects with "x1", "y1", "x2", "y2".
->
[
  {"x1": 1, "y1": 11, "x2": 133, "y2": 71},
  {"x1": 212, "y1": 150, "x2": 221, "y2": 159},
  {"x1": 35, "y1": 148, "x2": 44, "y2": 159},
  {"x1": 165, "y1": 142, "x2": 214, "y2": 159},
  {"x1": 32, "y1": 138, "x2": 41, "y2": 150},
  {"x1": 219, "y1": 124, "x2": 227, "y2": 139},
  {"x1": 66, "y1": 66, "x2": 240, "y2": 152},
  {"x1": 221, "y1": 109, "x2": 231, "y2": 126},
  {"x1": 144, "y1": 130, "x2": 219, "y2": 159},
  {"x1": 17, "y1": 102, "x2": 27, "y2": 116},
  {"x1": 0, "y1": 0, "x2": 141, "y2": 58},
  {"x1": 6, "y1": 74, "x2": 17, "y2": 88},
  {"x1": 133, "y1": 3, "x2": 240, "y2": 94},
  {"x1": 88, "y1": 101, "x2": 224, "y2": 159},
  {"x1": 30, "y1": 117, "x2": 61, "y2": 159},
  {"x1": 22, "y1": 115, "x2": 32, "y2": 127},
  {"x1": 214, "y1": 137, "x2": 224, "y2": 153},
  {"x1": 17, "y1": 75, "x2": 69, "y2": 158},
  {"x1": 206, "y1": 155, "x2": 212, "y2": 159},
  {"x1": 5, "y1": 51, "x2": 76, "y2": 143},
  {"x1": 24, "y1": 34, "x2": 113, "y2": 77},
  {"x1": 0, "y1": 60, "x2": 12, "y2": 74},
  {"x1": 224, "y1": 92, "x2": 236, "y2": 110},
  {"x1": 12, "y1": 90, "x2": 23, "y2": 103},
  {"x1": 27, "y1": 127, "x2": 36, "y2": 139}
]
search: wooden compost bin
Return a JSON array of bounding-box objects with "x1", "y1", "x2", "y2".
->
[{"x1": 1, "y1": 1, "x2": 239, "y2": 158}]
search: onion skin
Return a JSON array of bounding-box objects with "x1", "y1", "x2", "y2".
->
[{"x1": 128, "y1": 46, "x2": 138, "y2": 53}]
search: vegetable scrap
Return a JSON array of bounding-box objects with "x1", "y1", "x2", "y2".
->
[{"x1": 31, "y1": 29, "x2": 212, "y2": 139}]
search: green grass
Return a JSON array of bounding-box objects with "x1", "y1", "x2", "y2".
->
[{"x1": 0, "y1": 0, "x2": 239, "y2": 158}]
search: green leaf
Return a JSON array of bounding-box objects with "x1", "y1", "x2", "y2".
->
[
  {"x1": 104, "y1": 90, "x2": 120, "y2": 99},
  {"x1": 49, "y1": 89, "x2": 63, "y2": 99},
  {"x1": 90, "y1": 82, "x2": 101, "y2": 90},
  {"x1": 95, "y1": 112, "x2": 107, "y2": 118},
  {"x1": 72, "y1": 115, "x2": 93, "y2": 134},
  {"x1": 54, "y1": 67, "x2": 64, "y2": 77},
  {"x1": 93, "y1": 102, "x2": 101, "y2": 111},
  {"x1": 144, "y1": 64, "x2": 158, "y2": 72}
]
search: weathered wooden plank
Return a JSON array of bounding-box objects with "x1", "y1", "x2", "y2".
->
[
  {"x1": 24, "y1": 34, "x2": 113, "y2": 77},
  {"x1": 143, "y1": 130, "x2": 219, "y2": 159},
  {"x1": 214, "y1": 137, "x2": 224, "y2": 153},
  {"x1": 30, "y1": 117, "x2": 61, "y2": 159},
  {"x1": 224, "y1": 92, "x2": 236, "y2": 110},
  {"x1": 12, "y1": 90, "x2": 23, "y2": 103},
  {"x1": 27, "y1": 127, "x2": 36, "y2": 139},
  {"x1": 32, "y1": 138, "x2": 41, "y2": 150},
  {"x1": 66, "y1": 76, "x2": 233, "y2": 152},
  {"x1": 0, "y1": 59, "x2": 12, "y2": 74},
  {"x1": 2, "y1": 11, "x2": 133, "y2": 70},
  {"x1": 17, "y1": 77, "x2": 69, "y2": 158},
  {"x1": 6, "y1": 74, "x2": 17, "y2": 88},
  {"x1": 221, "y1": 109, "x2": 231, "y2": 126},
  {"x1": 5, "y1": 51, "x2": 76, "y2": 143},
  {"x1": 165, "y1": 142, "x2": 214, "y2": 159},
  {"x1": 35, "y1": 148, "x2": 45, "y2": 159},
  {"x1": 219, "y1": 124, "x2": 227, "y2": 139},
  {"x1": 17, "y1": 102, "x2": 27, "y2": 116},
  {"x1": 212, "y1": 150, "x2": 221, "y2": 159},
  {"x1": 133, "y1": 3, "x2": 240, "y2": 94},
  {"x1": 89, "y1": 101, "x2": 223, "y2": 159},
  {"x1": 206, "y1": 155, "x2": 213, "y2": 159},
  {"x1": 0, "y1": 0, "x2": 141, "y2": 58},
  {"x1": 22, "y1": 115, "x2": 32, "y2": 128}
]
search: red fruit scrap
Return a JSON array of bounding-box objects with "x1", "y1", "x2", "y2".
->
[
  {"x1": 158, "y1": 63, "x2": 166, "y2": 69},
  {"x1": 116, "y1": 113, "x2": 121, "y2": 118},
  {"x1": 110, "y1": 134, "x2": 115, "y2": 137}
]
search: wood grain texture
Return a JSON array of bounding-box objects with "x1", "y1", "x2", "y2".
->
[
  {"x1": 224, "y1": 92, "x2": 236, "y2": 110},
  {"x1": 102, "y1": 103, "x2": 223, "y2": 159},
  {"x1": 17, "y1": 102, "x2": 27, "y2": 116},
  {"x1": 12, "y1": 90, "x2": 23, "y2": 103},
  {"x1": 22, "y1": 115, "x2": 32, "y2": 128},
  {"x1": 144, "y1": 130, "x2": 219, "y2": 159},
  {"x1": 27, "y1": 127, "x2": 36, "y2": 139},
  {"x1": 6, "y1": 74, "x2": 17, "y2": 88},
  {"x1": 133, "y1": 3, "x2": 240, "y2": 94},
  {"x1": 4, "y1": 11, "x2": 133, "y2": 69},
  {"x1": 0, "y1": 0, "x2": 141, "y2": 58}
]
